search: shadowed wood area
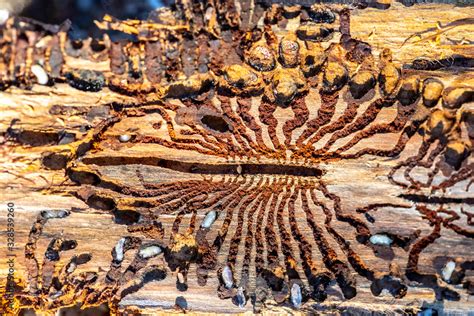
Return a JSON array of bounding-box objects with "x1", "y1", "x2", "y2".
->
[{"x1": 0, "y1": 1, "x2": 473, "y2": 315}]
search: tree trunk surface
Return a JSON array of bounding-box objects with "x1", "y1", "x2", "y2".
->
[{"x1": 0, "y1": 1, "x2": 473, "y2": 315}]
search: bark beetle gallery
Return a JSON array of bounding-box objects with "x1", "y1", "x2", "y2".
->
[{"x1": 0, "y1": 0, "x2": 473, "y2": 314}]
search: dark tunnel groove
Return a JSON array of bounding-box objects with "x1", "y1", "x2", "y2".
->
[{"x1": 81, "y1": 156, "x2": 324, "y2": 177}]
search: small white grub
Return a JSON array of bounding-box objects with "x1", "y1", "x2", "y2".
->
[
  {"x1": 119, "y1": 134, "x2": 131, "y2": 142},
  {"x1": 441, "y1": 261, "x2": 456, "y2": 282},
  {"x1": 204, "y1": 6, "x2": 214, "y2": 22},
  {"x1": 177, "y1": 272, "x2": 185, "y2": 284},
  {"x1": 222, "y1": 265, "x2": 233, "y2": 288},
  {"x1": 114, "y1": 237, "x2": 126, "y2": 262},
  {"x1": 291, "y1": 283, "x2": 302, "y2": 308},
  {"x1": 0, "y1": 9, "x2": 9, "y2": 25},
  {"x1": 31, "y1": 64, "x2": 49, "y2": 85},
  {"x1": 201, "y1": 210, "x2": 217, "y2": 229},
  {"x1": 49, "y1": 290, "x2": 64, "y2": 299},
  {"x1": 138, "y1": 245, "x2": 162, "y2": 259},
  {"x1": 41, "y1": 209, "x2": 69, "y2": 219},
  {"x1": 236, "y1": 287, "x2": 246, "y2": 308},
  {"x1": 236, "y1": 164, "x2": 242, "y2": 175},
  {"x1": 369, "y1": 234, "x2": 393, "y2": 246},
  {"x1": 66, "y1": 262, "x2": 77, "y2": 274},
  {"x1": 380, "y1": 288, "x2": 391, "y2": 296}
]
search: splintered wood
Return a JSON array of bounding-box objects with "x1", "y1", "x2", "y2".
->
[{"x1": 0, "y1": 1, "x2": 473, "y2": 315}]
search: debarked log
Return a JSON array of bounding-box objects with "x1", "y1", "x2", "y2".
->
[{"x1": 0, "y1": 1, "x2": 473, "y2": 315}]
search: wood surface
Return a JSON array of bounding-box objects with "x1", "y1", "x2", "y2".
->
[{"x1": 0, "y1": 1, "x2": 473, "y2": 315}]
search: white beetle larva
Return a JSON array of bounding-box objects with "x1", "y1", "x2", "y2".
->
[
  {"x1": 138, "y1": 245, "x2": 162, "y2": 259},
  {"x1": 0, "y1": 9, "x2": 9, "y2": 25},
  {"x1": 201, "y1": 210, "x2": 217, "y2": 229},
  {"x1": 236, "y1": 287, "x2": 246, "y2": 308},
  {"x1": 236, "y1": 164, "x2": 242, "y2": 175},
  {"x1": 222, "y1": 265, "x2": 233, "y2": 288},
  {"x1": 114, "y1": 237, "x2": 126, "y2": 262},
  {"x1": 31, "y1": 64, "x2": 49, "y2": 85},
  {"x1": 441, "y1": 261, "x2": 456, "y2": 282},
  {"x1": 49, "y1": 290, "x2": 64, "y2": 299},
  {"x1": 291, "y1": 283, "x2": 302, "y2": 308},
  {"x1": 369, "y1": 234, "x2": 393, "y2": 246},
  {"x1": 41, "y1": 209, "x2": 70, "y2": 219},
  {"x1": 119, "y1": 134, "x2": 131, "y2": 142},
  {"x1": 177, "y1": 272, "x2": 185, "y2": 284},
  {"x1": 66, "y1": 262, "x2": 77, "y2": 274}
]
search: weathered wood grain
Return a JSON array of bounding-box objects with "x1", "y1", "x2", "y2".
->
[{"x1": 0, "y1": 1, "x2": 473, "y2": 315}]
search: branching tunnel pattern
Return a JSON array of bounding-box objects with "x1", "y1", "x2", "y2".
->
[{"x1": 0, "y1": 0, "x2": 473, "y2": 313}]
